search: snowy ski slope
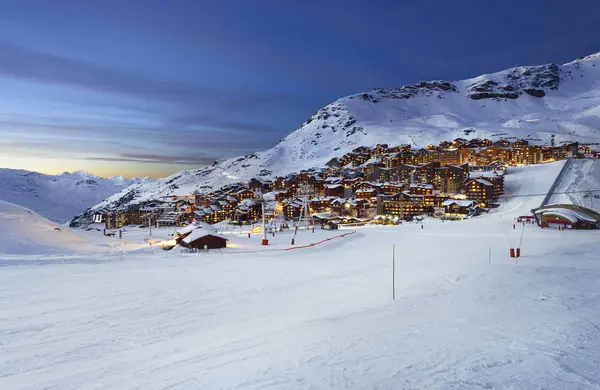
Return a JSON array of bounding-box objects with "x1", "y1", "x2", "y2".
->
[
  {"x1": 2, "y1": 162, "x2": 600, "y2": 388},
  {"x1": 0, "y1": 200, "x2": 132, "y2": 256},
  {"x1": 549, "y1": 158, "x2": 600, "y2": 211}
]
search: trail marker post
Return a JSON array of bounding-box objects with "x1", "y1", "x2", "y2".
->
[{"x1": 392, "y1": 245, "x2": 396, "y2": 300}]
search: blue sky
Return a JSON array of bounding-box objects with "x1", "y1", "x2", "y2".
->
[{"x1": 0, "y1": 0, "x2": 599, "y2": 178}]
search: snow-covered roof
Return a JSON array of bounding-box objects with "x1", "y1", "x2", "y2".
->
[
  {"x1": 410, "y1": 183, "x2": 433, "y2": 189},
  {"x1": 471, "y1": 171, "x2": 505, "y2": 178},
  {"x1": 182, "y1": 230, "x2": 226, "y2": 245},
  {"x1": 157, "y1": 212, "x2": 182, "y2": 222},
  {"x1": 355, "y1": 188, "x2": 376, "y2": 193},
  {"x1": 443, "y1": 200, "x2": 477, "y2": 207},
  {"x1": 310, "y1": 196, "x2": 336, "y2": 202},
  {"x1": 471, "y1": 179, "x2": 493, "y2": 186},
  {"x1": 325, "y1": 184, "x2": 344, "y2": 189},
  {"x1": 536, "y1": 208, "x2": 598, "y2": 223},
  {"x1": 359, "y1": 157, "x2": 382, "y2": 168},
  {"x1": 331, "y1": 198, "x2": 358, "y2": 206}
]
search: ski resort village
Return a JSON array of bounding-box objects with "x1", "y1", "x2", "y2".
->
[{"x1": 85, "y1": 138, "x2": 599, "y2": 242}]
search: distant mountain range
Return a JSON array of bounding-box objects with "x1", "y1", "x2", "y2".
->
[
  {"x1": 0, "y1": 169, "x2": 143, "y2": 223},
  {"x1": 74, "y1": 52, "x2": 600, "y2": 223}
]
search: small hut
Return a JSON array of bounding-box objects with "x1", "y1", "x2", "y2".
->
[{"x1": 181, "y1": 230, "x2": 228, "y2": 249}]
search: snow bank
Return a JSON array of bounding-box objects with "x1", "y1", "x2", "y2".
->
[{"x1": 0, "y1": 200, "x2": 119, "y2": 255}]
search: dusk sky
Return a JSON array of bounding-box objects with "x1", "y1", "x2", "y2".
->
[{"x1": 1, "y1": 0, "x2": 599, "y2": 178}]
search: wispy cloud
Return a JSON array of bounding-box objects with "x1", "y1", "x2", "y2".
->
[{"x1": 0, "y1": 40, "x2": 290, "y2": 112}]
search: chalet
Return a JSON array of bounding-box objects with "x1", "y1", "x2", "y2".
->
[
  {"x1": 325, "y1": 176, "x2": 344, "y2": 184},
  {"x1": 452, "y1": 138, "x2": 468, "y2": 147},
  {"x1": 458, "y1": 147, "x2": 476, "y2": 164},
  {"x1": 341, "y1": 167, "x2": 363, "y2": 179},
  {"x1": 414, "y1": 148, "x2": 439, "y2": 164},
  {"x1": 283, "y1": 198, "x2": 304, "y2": 220},
  {"x1": 413, "y1": 162, "x2": 440, "y2": 184},
  {"x1": 296, "y1": 171, "x2": 312, "y2": 184},
  {"x1": 376, "y1": 196, "x2": 426, "y2": 220},
  {"x1": 382, "y1": 182, "x2": 406, "y2": 195},
  {"x1": 175, "y1": 222, "x2": 216, "y2": 240},
  {"x1": 181, "y1": 231, "x2": 228, "y2": 250},
  {"x1": 442, "y1": 200, "x2": 479, "y2": 219},
  {"x1": 218, "y1": 199, "x2": 236, "y2": 219},
  {"x1": 93, "y1": 208, "x2": 109, "y2": 224},
  {"x1": 235, "y1": 199, "x2": 262, "y2": 222},
  {"x1": 469, "y1": 171, "x2": 505, "y2": 198},
  {"x1": 275, "y1": 186, "x2": 297, "y2": 202},
  {"x1": 248, "y1": 178, "x2": 271, "y2": 193},
  {"x1": 330, "y1": 198, "x2": 361, "y2": 218},
  {"x1": 272, "y1": 177, "x2": 287, "y2": 190},
  {"x1": 409, "y1": 183, "x2": 434, "y2": 195},
  {"x1": 157, "y1": 211, "x2": 186, "y2": 227},
  {"x1": 355, "y1": 188, "x2": 377, "y2": 200},
  {"x1": 353, "y1": 146, "x2": 372, "y2": 154},
  {"x1": 234, "y1": 189, "x2": 254, "y2": 202},
  {"x1": 310, "y1": 196, "x2": 336, "y2": 213},
  {"x1": 513, "y1": 145, "x2": 543, "y2": 165},
  {"x1": 423, "y1": 194, "x2": 448, "y2": 208},
  {"x1": 373, "y1": 143, "x2": 389, "y2": 155},
  {"x1": 433, "y1": 165, "x2": 467, "y2": 193},
  {"x1": 105, "y1": 209, "x2": 150, "y2": 229},
  {"x1": 193, "y1": 210, "x2": 209, "y2": 224},
  {"x1": 464, "y1": 178, "x2": 495, "y2": 207},
  {"x1": 105, "y1": 212, "x2": 120, "y2": 229},
  {"x1": 311, "y1": 178, "x2": 325, "y2": 195},
  {"x1": 325, "y1": 184, "x2": 345, "y2": 198},
  {"x1": 439, "y1": 148, "x2": 460, "y2": 165},
  {"x1": 175, "y1": 199, "x2": 194, "y2": 209},
  {"x1": 341, "y1": 177, "x2": 361, "y2": 189},
  {"x1": 353, "y1": 181, "x2": 378, "y2": 191},
  {"x1": 512, "y1": 139, "x2": 529, "y2": 148}
]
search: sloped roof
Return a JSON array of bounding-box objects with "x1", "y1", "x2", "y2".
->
[
  {"x1": 536, "y1": 208, "x2": 598, "y2": 223},
  {"x1": 443, "y1": 200, "x2": 477, "y2": 207},
  {"x1": 182, "y1": 230, "x2": 227, "y2": 244}
]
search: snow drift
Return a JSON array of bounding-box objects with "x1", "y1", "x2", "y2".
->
[{"x1": 0, "y1": 200, "x2": 116, "y2": 255}]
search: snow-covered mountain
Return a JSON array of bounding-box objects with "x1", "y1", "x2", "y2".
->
[
  {"x1": 78, "y1": 52, "x2": 600, "y2": 218},
  {"x1": 0, "y1": 169, "x2": 142, "y2": 223}
]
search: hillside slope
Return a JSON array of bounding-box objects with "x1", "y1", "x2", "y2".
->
[
  {"x1": 0, "y1": 200, "x2": 123, "y2": 255},
  {"x1": 0, "y1": 169, "x2": 141, "y2": 223},
  {"x1": 80, "y1": 53, "x2": 600, "y2": 217},
  {"x1": 548, "y1": 158, "x2": 600, "y2": 210}
]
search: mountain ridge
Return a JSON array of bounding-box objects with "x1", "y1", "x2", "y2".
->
[
  {"x1": 0, "y1": 168, "x2": 142, "y2": 223},
  {"x1": 72, "y1": 52, "x2": 600, "y2": 223}
]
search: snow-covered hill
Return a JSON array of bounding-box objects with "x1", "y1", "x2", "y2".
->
[
  {"x1": 0, "y1": 200, "x2": 124, "y2": 255},
  {"x1": 0, "y1": 169, "x2": 142, "y2": 223},
  {"x1": 81, "y1": 52, "x2": 600, "y2": 217}
]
